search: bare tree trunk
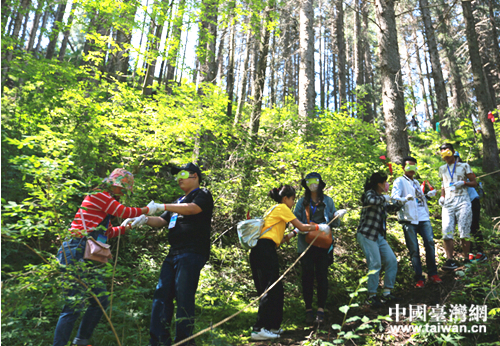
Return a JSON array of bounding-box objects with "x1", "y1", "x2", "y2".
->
[
  {"x1": 19, "y1": 0, "x2": 31, "y2": 46},
  {"x1": 45, "y1": 0, "x2": 68, "y2": 60},
  {"x1": 58, "y1": 1, "x2": 75, "y2": 61},
  {"x1": 361, "y1": 1, "x2": 373, "y2": 122},
  {"x1": 413, "y1": 26, "x2": 431, "y2": 125},
  {"x1": 423, "y1": 45, "x2": 437, "y2": 121},
  {"x1": 5, "y1": 0, "x2": 30, "y2": 62},
  {"x1": 234, "y1": 26, "x2": 251, "y2": 125},
  {"x1": 197, "y1": 0, "x2": 218, "y2": 94},
  {"x1": 142, "y1": 20, "x2": 164, "y2": 95},
  {"x1": 354, "y1": 0, "x2": 363, "y2": 93},
  {"x1": 165, "y1": 0, "x2": 186, "y2": 93},
  {"x1": 419, "y1": 0, "x2": 451, "y2": 138},
  {"x1": 298, "y1": 0, "x2": 315, "y2": 125},
  {"x1": 488, "y1": 0, "x2": 500, "y2": 81},
  {"x1": 375, "y1": 0, "x2": 409, "y2": 163},
  {"x1": 226, "y1": 1, "x2": 236, "y2": 117},
  {"x1": 336, "y1": 0, "x2": 346, "y2": 107},
  {"x1": 402, "y1": 31, "x2": 418, "y2": 118},
  {"x1": 216, "y1": 27, "x2": 226, "y2": 86},
  {"x1": 270, "y1": 30, "x2": 276, "y2": 107},
  {"x1": 462, "y1": 0, "x2": 499, "y2": 172},
  {"x1": 249, "y1": 4, "x2": 274, "y2": 136},
  {"x1": 27, "y1": 0, "x2": 44, "y2": 52},
  {"x1": 437, "y1": 0, "x2": 465, "y2": 110},
  {"x1": 34, "y1": 6, "x2": 50, "y2": 54}
]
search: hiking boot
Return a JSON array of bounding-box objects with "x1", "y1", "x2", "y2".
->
[
  {"x1": 442, "y1": 259, "x2": 458, "y2": 270},
  {"x1": 316, "y1": 310, "x2": 325, "y2": 323},
  {"x1": 429, "y1": 275, "x2": 443, "y2": 284},
  {"x1": 365, "y1": 295, "x2": 384, "y2": 308},
  {"x1": 473, "y1": 252, "x2": 487, "y2": 263},
  {"x1": 305, "y1": 310, "x2": 315, "y2": 324},
  {"x1": 251, "y1": 328, "x2": 280, "y2": 340},
  {"x1": 415, "y1": 280, "x2": 425, "y2": 288},
  {"x1": 383, "y1": 293, "x2": 401, "y2": 304}
]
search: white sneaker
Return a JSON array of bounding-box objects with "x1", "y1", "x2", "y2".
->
[
  {"x1": 270, "y1": 328, "x2": 283, "y2": 335},
  {"x1": 251, "y1": 328, "x2": 280, "y2": 340}
]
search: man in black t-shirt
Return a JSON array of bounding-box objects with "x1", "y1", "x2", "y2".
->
[{"x1": 123, "y1": 163, "x2": 213, "y2": 346}]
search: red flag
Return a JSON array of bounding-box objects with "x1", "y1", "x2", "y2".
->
[{"x1": 246, "y1": 210, "x2": 250, "y2": 220}]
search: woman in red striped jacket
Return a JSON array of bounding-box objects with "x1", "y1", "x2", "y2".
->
[{"x1": 53, "y1": 168, "x2": 163, "y2": 346}]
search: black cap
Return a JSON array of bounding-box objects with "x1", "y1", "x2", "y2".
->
[
  {"x1": 439, "y1": 143, "x2": 454, "y2": 151},
  {"x1": 172, "y1": 163, "x2": 202, "y2": 183}
]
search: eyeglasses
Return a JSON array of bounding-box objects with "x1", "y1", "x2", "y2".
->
[{"x1": 176, "y1": 170, "x2": 195, "y2": 181}]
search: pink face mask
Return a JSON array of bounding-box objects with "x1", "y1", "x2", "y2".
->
[{"x1": 383, "y1": 182, "x2": 390, "y2": 193}]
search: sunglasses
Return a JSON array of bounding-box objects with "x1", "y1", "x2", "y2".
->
[{"x1": 176, "y1": 170, "x2": 195, "y2": 181}]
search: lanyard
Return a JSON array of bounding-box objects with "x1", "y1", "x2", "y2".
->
[
  {"x1": 310, "y1": 200, "x2": 318, "y2": 216},
  {"x1": 176, "y1": 187, "x2": 200, "y2": 204},
  {"x1": 447, "y1": 161, "x2": 457, "y2": 181}
]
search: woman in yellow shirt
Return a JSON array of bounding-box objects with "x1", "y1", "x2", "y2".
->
[{"x1": 250, "y1": 185, "x2": 330, "y2": 340}]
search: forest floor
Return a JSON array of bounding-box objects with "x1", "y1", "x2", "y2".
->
[{"x1": 242, "y1": 244, "x2": 500, "y2": 346}]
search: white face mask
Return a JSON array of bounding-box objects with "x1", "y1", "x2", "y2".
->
[{"x1": 308, "y1": 183, "x2": 319, "y2": 192}]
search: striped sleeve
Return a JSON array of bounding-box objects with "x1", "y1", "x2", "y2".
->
[
  {"x1": 105, "y1": 225, "x2": 127, "y2": 239},
  {"x1": 85, "y1": 192, "x2": 143, "y2": 218}
]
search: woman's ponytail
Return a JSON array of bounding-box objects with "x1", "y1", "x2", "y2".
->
[{"x1": 269, "y1": 185, "x2": 296, "y2": 203}]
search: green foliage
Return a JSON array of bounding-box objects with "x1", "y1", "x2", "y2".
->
[{"x1": 2, "y1": 55, "x2": 500, "y2": 345}]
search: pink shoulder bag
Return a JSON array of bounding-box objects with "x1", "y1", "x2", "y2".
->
[{"x1": 80, "y1": 210, "x2": 113, "y2": 263}]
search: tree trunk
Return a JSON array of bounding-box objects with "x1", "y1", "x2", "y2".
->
[
  {"x1": 234, "y1": 27, "x2": 251, "y2": 125},
  {"x1": 216, "y1": 28, "x2": 226, "y2": 86},
  {"x1": 462, "y1": 0, "x2": 499, "y2": 173},
  {"x1": 419, "y1": 0, "x2": 451, "y2": 138},
  {"x1": 423, "y1": 45, "x2": 437, "y2": 121},
  {"x1": 437, "y1": 0, "x2": 465, "y2": 110},
  {"x1": 45, "y1": 0, "x2": 68, "y2": 60},
  {"x1": 197, "y1": 0, "x2": 218, "y2": 94},
  {"x1": 413, "y1": 26, "x2": 432, "y2": 125},
  {"x1": 249, "y1": 5, "x2": 274, "y2": 136},
  {"x1": 270, "y1": 30, "x2": 276, "y2": 107},
  {"x1": 19, "y1": 0, "x2": 31, "y2": 46},
  {"x1": 488, "y1": 0, "x2": 500, "y2": 82},
  {"x1": 165, "y1": 0, "x2": 186, "y2": 94},
  {"x1": 374, "y1": 0, "x2": 409, "y2": 163},
  {"x1": 34, "y1": 6, "x2": 50, "y2": 54},
  {"x1": 354, "y1": 0, "x2": 363, "y2": 92},
  {"x1": 58, "y1": 10, "x2": 74, "y2": 61},
  {"x1": 142, "y1": 21, "x2": 164, "y2": 95},
  {"x1": 226, "y1": 1, "x2": 236, "y2": 118},
  {"x1": 336, "y1": 0, "x2": 346, "y2": 107},
  {"x1": 402, "y1": 32, "x2": 418, "y2": 118},
  {"x1": 361, "y1": 1, "x2": 373, "y2": 122},
  {"x1": 27, "y1": 0, "x2": 43, "y2": 52},
  {"x1": 298, "y1": 0, "x2": 315, "y2": 125}
]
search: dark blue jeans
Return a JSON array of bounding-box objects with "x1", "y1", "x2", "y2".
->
[
  {"x1": 402, "y1": 221, "x2": 437, "y2": 281},
  {"x1": 149, "y1": 252, "x2": 207, "y2": 346},
  {"x1": 53, "y1": 238, "x2": 109, "y2": 346}
]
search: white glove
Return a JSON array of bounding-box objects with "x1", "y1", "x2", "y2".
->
[
  {"x1": 334, "y1": 209, "x2": 347, "y2": 219},
  {"x1": 438, "y1": 196, "x2": 445, "y2": 206},
  {"x1": 383, "y1": 195, "x2": 391, "y2": 202},
  {"x1": 427, "y1": 189, "x2": 437, "y2": 197},
  {"x1": 121, "y1": 214, "x2": 148, "y2": 228},
  {"x1": 318, "y1": 224, "x2": 331, "y2": 234},
  {"x1": 146, "y1": 200, "x2": 167, "y2": 215},
  {"x1": 453, "y1": 181, "x2": 465, "y2": 188},
  {"x1": 405, "y1": 194, "x2": 415, "y2": 201}
]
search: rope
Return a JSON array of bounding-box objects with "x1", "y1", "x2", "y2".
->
[
  {"x1": 476, "y1": 169, "x2": 500, "y2": 179},
  {"x1": 171, "y1": 214, "x2": 341, "y2": 346}
]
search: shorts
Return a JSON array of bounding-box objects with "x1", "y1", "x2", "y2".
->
[{"x1": 442, "y1": 195, "x2": 472, "y2": 240}]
